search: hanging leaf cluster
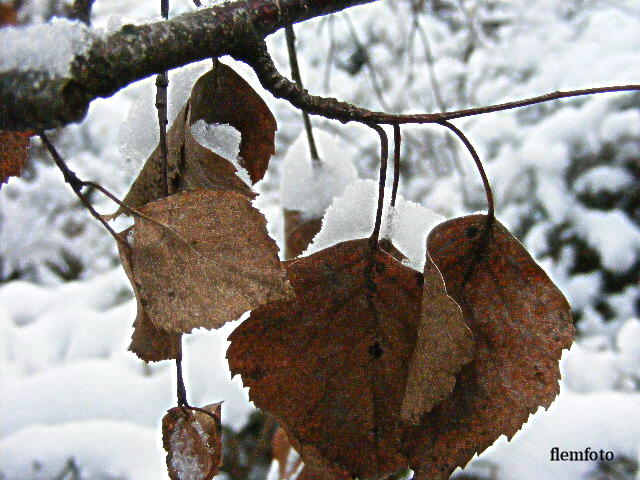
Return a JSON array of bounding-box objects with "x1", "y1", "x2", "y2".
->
[
  {"x1": 108, "y1": 63, "x2": 574, "y2": 480},
  {"x1": 228, "y1": 214, "x2": 574, "y2": 479},
  {"x1": 115, "y1": 63, "x2": 291, "y2": 363}
]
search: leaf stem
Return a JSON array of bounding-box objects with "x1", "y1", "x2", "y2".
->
[
  {"x1": 390, "y1": 125, "x2": 401, "y2": 208},
  {"x1": 176, "y1": 339, "x2": 188, "y2": 406},
  {"x1": 436, "y1": 120, "x2": 494, "y2": 221},
  {"x1": 369, "y1": 124, "x2": 388, "y2": 248}
]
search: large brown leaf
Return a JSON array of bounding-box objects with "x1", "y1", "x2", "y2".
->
[
  {"x1": 128, "y1": 188, "x2": 292, "y2": 334},
  {"x1": 117, "y1": 229, "x2": 181, "y2": 362},
  {"x1": 0, "y1": 130, "x2": 33, "y2": 188},
  {"x1": 401, "y1": 253, "x2": 474, "y2": 424},
  {"x1": 228, "y1": 239, "x2": 423, "y2": 478},
  {"x1": 117, "y1": 63, "x2": 276, "y2": 215},
  {"x1": 162, "y1": 403, "x2": 223, "y2": 480},
  {"x1": 403, "y1": 215, "x2": 574, "y2": 479}
]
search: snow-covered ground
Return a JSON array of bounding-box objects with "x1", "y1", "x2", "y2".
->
[{"x1": 1, "y1": 0, "x2": 639, "y2": 479}]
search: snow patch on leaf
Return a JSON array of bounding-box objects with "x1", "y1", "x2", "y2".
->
[{"x1": 305, "y1": 179, "x2": 444, "y2": 270}]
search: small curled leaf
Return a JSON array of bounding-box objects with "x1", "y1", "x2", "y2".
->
[{"x1": 162, "y1": 403, "x2": 223, "y2": 480}]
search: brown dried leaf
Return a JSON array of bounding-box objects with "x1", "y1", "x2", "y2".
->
[
  {"x1": 0, "y1": 130, "x2": 33, "y2": 187},
  {"x1": 401, "y1": 253, "x2": 474, "y2": 424},
  {"x1": 283, "y1": 209, "x2": 322, "y2": 260},
  {"x1": 191, "y1": 61, "x2": 277, "y2": 183},
  {"x1": 162, "y1": 403, "x2": 223, "y2": 480},
  {"x1": 403, "y1": 214, "x2": 574, "y2": 479},
  {"x1": 117, "y1": 64, "x2": 275, "y2": 215},
  {"x1": 228, "y1": 239, "x2": 423, "y2": 478},
  {"x1": 129, "y1": 188, "x2": 292, "y2": 334},
  {"x1": 0, "y1": 2, "x2": 17, "y2": 27},
  {"x1": 117, "y1": 229, "x2": 181, "y2": 362}
]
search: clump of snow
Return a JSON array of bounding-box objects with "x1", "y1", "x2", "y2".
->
[
  {"x1": 119, "y1": 78, "x2": 159, "y2": 176},
  {"x1": 575, "y1": 166, "x2": 635, "y2": 196},
  {"x1": 573, "y1": 208, "x2": 640, "y2": 273},
  {"x1": 0, "y1": 18, "x2": 92, "y2": 77},
  {"x1": 280, "y1": 129, "x2": 358, "y2": 218},
  {"x1": 305, "y1": 179, "x2": 445, "y2": 271},
  {"x1": 168, "y1": 60, "x2": 212, "y2": 125},
  {"x1": 191, "y1": 120, "x2": 251, "y2": 186}
]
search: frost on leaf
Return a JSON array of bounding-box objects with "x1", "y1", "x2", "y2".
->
[
  {"x1": 228, "y1": 238, "x2": 423, "y2": 478},
  {"x1": 162, "y1": 403, "x2": 223, "y2": 480},
  {"x1": 401, "y1": 252, "x2": 474, "y2": 424},
  {"x1": 117, "y1": 228, "x2": 181, "y2": 362},
  {"x1": 117, "y1": 63, "x2": 276, "y2": 215},
  {"x1": 403, "y1": 214, "x2": 575, "y2": 479},
  {"x1": 126, "y1": 188, "x2": 292, "y2": 334},
  {"x1": 0, "y1": 130, "x2": 33, "y2": 188}
]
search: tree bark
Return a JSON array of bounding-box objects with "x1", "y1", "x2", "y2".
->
[{"x1": 0, "y1": 0, "x2": 375, "y2": 131}]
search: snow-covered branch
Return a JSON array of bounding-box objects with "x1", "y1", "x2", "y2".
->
[{"x1": 0, "y1": 0, "x2": 375, "y2": 131}]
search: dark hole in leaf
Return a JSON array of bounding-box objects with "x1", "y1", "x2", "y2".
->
[{"x1": 368, "y1": 341, "x2": 384, "y2": 359}]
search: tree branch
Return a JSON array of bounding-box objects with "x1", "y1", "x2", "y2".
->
[
  {"x1": 0, "y1": 0, "x2": 375, "y2": 131},
  {"x1": 234, "y1": 39, "x2": 640, "y2": 125}
]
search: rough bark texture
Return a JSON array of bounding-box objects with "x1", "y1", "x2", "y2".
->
[{"x1": 0, "y1": 0, "x2": 375, "y2": 131}]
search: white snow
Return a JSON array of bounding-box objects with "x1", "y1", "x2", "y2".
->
[
  {"x1": 463, "y1": 390, "x2": 640, "y2": 480},
  {"x1": 305, "y1": 179, "x2": 445, "y2": 271},
  {"x1": 279, "y1": 129, "x2": 358, "y2": 218},
  {"x1": 191, "y1": 120, "x2": 252, "y2": 186},
  {"x1": 573, "y1": 208, "x2": 640, "y2": 273},
  {"x1": 0, "y1": 421, "x2": 167, "y2": 480},
  {"x1": 118, "y1": 78, "x2": 160, "y2": 176},
  {"x1": 575, "y1": 166, "x2": 635, "y2": 196},
  {"x1": 0, "y1": 18, "x2": 92, "y2": 77}
]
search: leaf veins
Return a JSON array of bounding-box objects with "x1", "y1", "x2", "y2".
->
[{"x1": 125, "y1": 188, "x2": 292, "y2": 334}]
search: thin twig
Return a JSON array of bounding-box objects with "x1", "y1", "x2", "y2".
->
[
  {"x1": 156, "y1": 0, "x2": 170, "y2": 196},
  {"x1": 323, "y1": 15, "x2": 336, "y2": 93},
  {"x1": 285, "y1": 24, "x2": 320, "y2": 162},
  {"x1": 38, "y1": 132, "x2": 120, "y2": 241},
  {"x1": 390, "y1": 124, "x2": 401, "y2": 207},
  {"x1": 437, "y1": 120, "x2": 494, "y2": 220},
  {"x1": 234, "y1": 38, "x2": 640, "y2": 126},
  {"x1": 368, "y1": 124, "x2": 388, "y2": 247},
  {"x1": 342, "y1": 12, "x2": 391, "y2": 111}
]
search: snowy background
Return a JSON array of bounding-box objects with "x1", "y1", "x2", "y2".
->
[{"x1": 1, "y1": 0, "x2": 639, "y2": 479}]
